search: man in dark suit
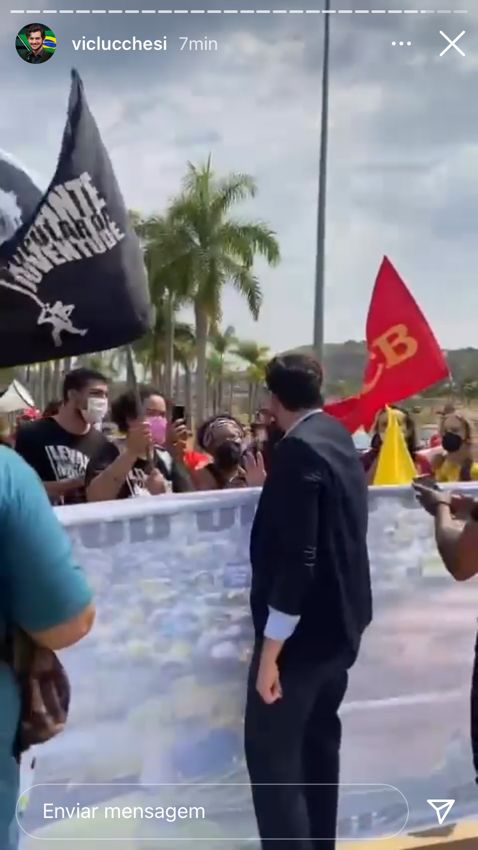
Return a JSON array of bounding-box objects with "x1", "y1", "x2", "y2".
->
[{"x1": 243, "y1": 354, "x2": 372, "y2": 850}]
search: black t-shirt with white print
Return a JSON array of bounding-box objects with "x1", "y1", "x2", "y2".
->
[
  {"x1": 15, "y1": 417, "x2": 108, "y2": 504},
  {"x1": 85, "y1": 440, "x2": 193, "y2": 499}
]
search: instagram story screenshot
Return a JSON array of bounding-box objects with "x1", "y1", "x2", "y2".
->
[{"x1": 0, "y1": 1, "x2": 477, "y2": 849}]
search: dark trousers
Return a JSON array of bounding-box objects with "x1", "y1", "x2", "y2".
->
[{"x1": 245, "y1": 649, "x2": 348, "y2": 850}]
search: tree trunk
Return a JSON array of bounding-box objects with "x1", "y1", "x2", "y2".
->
[
  {"x1": 16, "y1": 366, "x2": 27, "y2": 385},
  {"x1": 251, "y1": 383, "x2": 259, "y2": 418},
  {"x1": 38, "y1": 363, "x2": 45, "y2": 410},
  {"x1": 52, "y1": 359, "x2": 62, "y2": 399},
  {"x1": 194, "y1": 304, "x2": 208, "y2": 426},
  {"x1": 151, "y1": 353, "x2": 161, "y2": 389},
  {"x1": 152, "y1": 362, "x2": 160, "y2": 387},
  {"x1": 164, "y1": 294, "x2": 175, "y2": 402},
  {"x1": 24, "y1": 364, "x2": 33, "y2": 396},
  {"x1": 45, "y1": 362, "x2": 54, "y2": 406},
  {"x1": 217, "y1": 363, "x2": 224, "y2": 411},
  {"x1": 206, "y1": 381, "x2": 211, "y2": 418},
  {"x1": 30, "y1": 366, "x2": 38, "y2": 405},
  {"x1": 174, "y1": 364, "x2": 180, "y2": 401},
  {"x1": 63, "y1": 357, "x2": 72, "y2": 374}
]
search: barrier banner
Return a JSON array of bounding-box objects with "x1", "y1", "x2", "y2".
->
[{"x1": 17, "y1": 488, "x2": 478, "y2": 849}]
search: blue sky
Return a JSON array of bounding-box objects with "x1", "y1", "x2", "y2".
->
[{"x1": 1, "y1": 2, "x2": 476, "y2": 354}]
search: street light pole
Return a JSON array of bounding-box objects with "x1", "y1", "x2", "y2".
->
[{"x1": 312, "y1": 0, "x2": 331, "y2": 364}]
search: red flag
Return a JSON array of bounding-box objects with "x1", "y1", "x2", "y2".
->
[{"x1": 324, "y1": 257, "x2": 449, "y2": 432}]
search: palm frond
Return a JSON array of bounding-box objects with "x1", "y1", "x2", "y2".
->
[
  {"x1": 234, "y1": 340, "x2": 270, "y2": 366},
  {"x1": 209, "y1": 324, "x2": 237, "y2": 355},
  {"x1": 210, "y1": 174, "x2": 257, "y2": 219},
  {"x1": 219, "y1": 222, "x2": 280, "y2": 266},
  {"x1": 227, "y1": 265, "x2": 263, "y2": 321}
]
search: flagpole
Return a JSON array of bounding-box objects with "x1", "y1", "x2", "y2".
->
[{"x1": 312, "y1": 0, "x2": 331, "y2": 364}]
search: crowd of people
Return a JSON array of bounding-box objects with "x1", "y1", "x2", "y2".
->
[
  {"x1": 1, "y1": 367, "x2": 477, "y2": 506},
  {"x1": 363, "y1": 403, "x2": 478, "y2": 484},
  {"x1": 0, "y1": 368, "x2": 267, "y2": 502},
  {"x1": 1, "y1": 355, "x2": 478, "y2": 850}
]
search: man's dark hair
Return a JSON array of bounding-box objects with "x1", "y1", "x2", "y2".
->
[
  {"x1": 265, "y1": 354, "x2": 323, "y2": 412},
  {"x1": 25, "y1": 23, "x2": 45, "y2": 38},
  {"x1": 111, "y1": 391, "x2": 140, "y2": 433},
  {"x1": 62, "y1": 368, "x2": 108, "y2": 402}
]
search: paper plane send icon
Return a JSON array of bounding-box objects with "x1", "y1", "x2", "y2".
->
[{"x1": 427, "y1": 799, "x2": 455, "y2": 825}]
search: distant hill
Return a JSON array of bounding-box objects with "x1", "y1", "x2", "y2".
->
[{"x1": 285, "y1": 343, "x2": 478, "y2": 395}]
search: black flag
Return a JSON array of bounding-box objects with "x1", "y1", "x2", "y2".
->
[{"x1": 0, "y1": 70, "x2": 152, "y2": 367}]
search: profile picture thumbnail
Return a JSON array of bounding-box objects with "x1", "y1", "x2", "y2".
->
[{"x1": 16, "y1": 23, "x2": 57, "y2": 64}]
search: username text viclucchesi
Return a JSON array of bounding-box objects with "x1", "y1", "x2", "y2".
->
[{"x1": 72, "y1": 36, "x2": 168, "y2": 51}]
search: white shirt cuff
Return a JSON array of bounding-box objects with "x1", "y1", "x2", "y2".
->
[{"x1": 264, "y1": 607, "x2": 300, "y2": 640}]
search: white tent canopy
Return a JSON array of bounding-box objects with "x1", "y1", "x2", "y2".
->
[{"x1": 0, "y1": 379, "x2": 35, "y2": 413}]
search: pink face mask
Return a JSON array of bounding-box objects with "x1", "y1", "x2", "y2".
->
[{"x1": 146, "y1": 415, "x2": 167, "y2": 446}]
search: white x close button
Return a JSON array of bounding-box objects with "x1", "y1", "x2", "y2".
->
[{"x1": 439, "y1": 30, "x2": 466, "y2": 57}]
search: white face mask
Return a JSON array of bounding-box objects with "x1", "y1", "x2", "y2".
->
[{"x1": 83, "y1": 397, "x2": 108, "y2": 425}]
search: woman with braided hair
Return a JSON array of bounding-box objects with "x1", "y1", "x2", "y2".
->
[{"x1": 193, "y1": 415, "x2": 248, "y2": 490}]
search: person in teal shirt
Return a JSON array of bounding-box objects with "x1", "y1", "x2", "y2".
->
[{"x1": 0, "y1": 446, "x2": 95, "y2": 849}]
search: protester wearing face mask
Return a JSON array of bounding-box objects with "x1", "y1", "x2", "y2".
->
[
  {"x1": 194, "y1": 415, "x2": 247, "y2": 490},
  {"x1": 432, "y1": 412, "x2": 478, "y2": 483},
  {"x1": 15, "y1": 368, "x2": 109, "y2": 505},
  {"x1": 361, "y1": 405, "x2": 431, "y2": 484},
  {"x1": 85, "y1": 388, "x2": 192, "y2": 500}
]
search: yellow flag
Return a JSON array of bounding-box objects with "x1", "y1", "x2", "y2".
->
[{"x1": 373, "y1": 407, "x2": 416, "y2": 485}]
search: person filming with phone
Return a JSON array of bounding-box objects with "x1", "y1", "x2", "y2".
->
[{"x1": 85, "y1": 388, "x2": 192, "y2": 500}]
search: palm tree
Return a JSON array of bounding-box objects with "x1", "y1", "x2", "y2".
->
[
  {"x1": 168, "y1": 158, "x2": 280, "y2": 425},
  {"x1": 234, "y1": 340, "x2": 270, "y2": 421},
  {"x1": 209, "y1": 324, "x2": 237, "y2": 411}
]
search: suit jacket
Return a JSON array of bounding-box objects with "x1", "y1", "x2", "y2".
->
[{"x1": 249, "y1": 411, "x2": 372, "y2": 667}]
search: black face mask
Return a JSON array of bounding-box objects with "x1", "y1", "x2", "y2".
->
[
  {"x1": 214, "y1": 440, "x2": 243, "y2": 470},
  {"x1": 371, "y1": 433, "x2": 382, "y2": 451},
  {"x1": 442, "y1": 432, "x2": 464, "y2": 453}
]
